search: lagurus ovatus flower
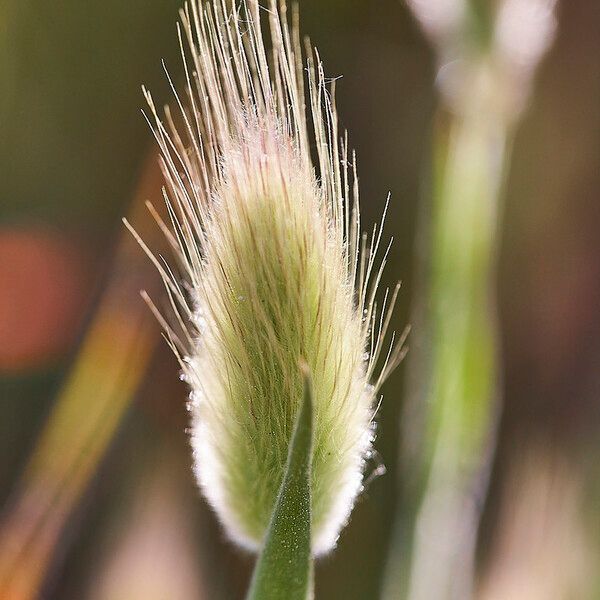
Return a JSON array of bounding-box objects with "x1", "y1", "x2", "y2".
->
[{"x1": 126, "y1": 0, "x2": 406, "y2": 556}]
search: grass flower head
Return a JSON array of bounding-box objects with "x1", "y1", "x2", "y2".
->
[{"x1": 127, "y1": 0, "x2": 405, "y2": 556}]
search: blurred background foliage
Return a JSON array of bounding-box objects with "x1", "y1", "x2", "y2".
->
[{"x1": 0, "y1": 0, "x2": 599, "y2": 598}]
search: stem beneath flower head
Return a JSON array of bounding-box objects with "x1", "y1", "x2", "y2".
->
[{"x1": 246, "y1": 364, "x2": 314, "y2": 600}]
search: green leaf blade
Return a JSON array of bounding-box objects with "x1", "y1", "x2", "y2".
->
[{"x1": 246, "y1": 368, "x2": 314, "y2": 600}]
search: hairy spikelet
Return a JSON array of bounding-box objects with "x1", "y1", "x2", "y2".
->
[{"x1": 127, "y1": 0, "x2": 406, "y2": 555}]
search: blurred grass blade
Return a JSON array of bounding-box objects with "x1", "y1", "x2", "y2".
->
[
  {"x1": 246, "y1": 367, "x2": 314, "y2": 600},
  {"x1": 383, "y1": 2, "x2": 558, "y2": 598},
  {"x1": 0, "y1": 158, "x2": 164, "y2": 599}
]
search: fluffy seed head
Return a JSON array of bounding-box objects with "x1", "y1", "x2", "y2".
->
[{"x1": 130, "y1": 0, "x2": 406, "y2": 556}]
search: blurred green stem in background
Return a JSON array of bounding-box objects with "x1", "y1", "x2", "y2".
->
[
  {"x1": 383, "y1": 1, "x2": 558, "y2": 598},
  {"x1": 403, "y1": 92, "x2": 507, "y2": 600}
]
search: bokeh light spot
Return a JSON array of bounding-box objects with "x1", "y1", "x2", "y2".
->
[{"x1": 0, "y1": 228, "x2": 89, "y2": 372}]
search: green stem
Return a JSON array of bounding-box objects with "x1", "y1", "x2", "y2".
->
[
  {"x1": 383, "y1": 103, "x2": 509, "y2": 600},
  {"x1": 406, "y1": 111, "x2": 505, "y2": 600},
  {"x1": 246, "y1": 368, "x2": 314, "y2": 600}
]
